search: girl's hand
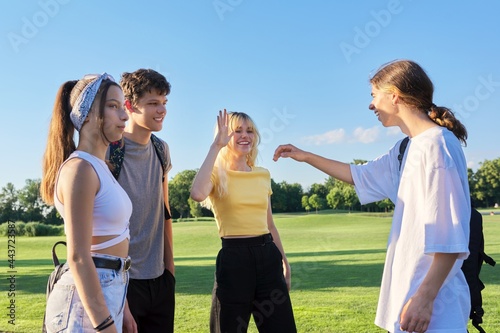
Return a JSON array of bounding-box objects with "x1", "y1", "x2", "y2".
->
[
  {"x1": 214, "y1": 109, "x2": 234, "y2": 149},
  {"x1": 273, "y1": 144, "x2": 308, "y2": 162},
  {"x1": 283, "y1": 261, "x2": 291, "y2": 291},
  {"x1": 399, "y1": 294, "x2": 432, "y2": 333}
]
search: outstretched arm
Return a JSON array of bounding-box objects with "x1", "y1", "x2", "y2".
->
[
  {"x1": 190, "y1": 109, "x2": 233, "y2": 202},
  {"x1": 273, "y1": 144, "x2": 354, "y2": 185}
]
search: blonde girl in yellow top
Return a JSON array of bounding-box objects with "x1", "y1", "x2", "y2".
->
[{"x1": 190, "y1": 110, "x2": 297, "y2": 333}]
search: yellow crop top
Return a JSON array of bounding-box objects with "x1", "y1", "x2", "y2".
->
[{"x1": 209, "y1": 167, "x2": 272, "y2": 237}]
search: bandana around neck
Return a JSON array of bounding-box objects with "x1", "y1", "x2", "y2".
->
[{"x1": 70, "y1": 73, "x2": 115, "y2": 131}]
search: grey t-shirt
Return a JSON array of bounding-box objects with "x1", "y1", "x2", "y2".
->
[{"x1": 109, "y1": 136, "x2": 172, "y2": 279}]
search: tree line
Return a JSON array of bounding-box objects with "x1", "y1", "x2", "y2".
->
[{"x1": 1, "y1": 157, "x2": 499, "y2": 224}]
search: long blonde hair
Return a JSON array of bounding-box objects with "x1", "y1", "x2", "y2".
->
[{"x1": 204, "y1": 112, "x2": 261, "y2": 207}]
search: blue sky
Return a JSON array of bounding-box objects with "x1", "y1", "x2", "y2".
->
[{"x1": 1, "y1": 0, "x2": 499, "y2": 191}]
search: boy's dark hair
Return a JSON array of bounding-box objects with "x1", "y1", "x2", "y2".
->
[{"x1": 120, "y1": 69, "x2": 171, "y2": 104}]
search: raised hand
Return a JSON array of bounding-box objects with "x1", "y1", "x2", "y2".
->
[{"x1": 213, "y1": 109, "x2": 234, "y2": 149}]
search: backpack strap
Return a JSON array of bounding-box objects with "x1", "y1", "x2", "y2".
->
[
  {"x1": 150, "y1": 134, "x2": 167, "y2": 183},
  {"x1": 51, "y1": 241, "x2": 67, "y2": 267},
  {"x1": 482, "y1": 251, "x2": 496, "y2": 267},
  {"x1": 109, "y1": 140, "x2": 125, "y2": 180},
  {"x1": 108, "y1": 135, "x2": 171, "y2": 219},
  {"x1": 110, "y1": 136, "x2": 166, "y2": 182},
  {"x1": 397, "y1": 136, "x2": 410, "y2": 171},
  {"x1": 43, "y1": 241, "x2": 69, "y2": 332},
  {"x1": 150, "y1": 134, "x2": 171, "y2": 219}
]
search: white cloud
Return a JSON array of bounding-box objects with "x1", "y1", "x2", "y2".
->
[
  {"x1": 353, "y1": 126, "x2": 379, "y2": 143},
  {"x1": 386, "y1": 126, "x2": 401, "y2": 136},
  {"x1": 301, "y1": 126, "x2": 383, "y2": 145},
  {"x1": 302, "y1": 128, "x2": 346, "y2": 145}
]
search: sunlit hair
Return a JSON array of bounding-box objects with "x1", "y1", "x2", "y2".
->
[
  {"x1": 40, "y1": 77, "x2": 119, "y2": 205},
  {"x1": 120, "y1": 68, "x2": 171, "y2": 105},
  {"x1": 370, "y1": 59, "x2": 467, "y2": 145},
  {"x1": 203, "y1": 112, "x2": 261, "y2": 208}
]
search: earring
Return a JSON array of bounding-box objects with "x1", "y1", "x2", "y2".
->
[{"x1": 125, "y1": 100, "x2": 133, "y2": 111}]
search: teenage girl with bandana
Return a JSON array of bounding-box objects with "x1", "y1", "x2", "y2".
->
[{"x1": 41, "y1": 73, "x2": 132, "y2": 333}]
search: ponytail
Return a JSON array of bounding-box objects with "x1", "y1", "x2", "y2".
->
[
  {"x1": 369, "y1": 60, "x2": 468, "y2": 145},
  {"x1": 40, "y1": 80, "x2": 78, "y2": 205},
  {"x1": 429, "y1": 104, "x2": 468, "y2": 145},
  {"x1": 40, "y1": 75, "x2": 119, "y2": 204}
]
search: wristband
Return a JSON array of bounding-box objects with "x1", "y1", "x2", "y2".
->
[
  {"x1": 94, "y1": 315, "x2": 113, "y2": 331},
  {"x1": 96, "y1": 319, "x2": 114, "y2": 331}
]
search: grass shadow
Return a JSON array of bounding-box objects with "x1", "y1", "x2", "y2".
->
[
  {"x1": 0, "y1": 259, "x2": 55, "y2": 295},
  {"x1": 7, "y1": 250, "x2": 500, "y2": 297}
]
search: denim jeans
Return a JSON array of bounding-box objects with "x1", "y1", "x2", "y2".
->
[{"x1": 44, "y1": 253, "x2": 129, "y2": 333}]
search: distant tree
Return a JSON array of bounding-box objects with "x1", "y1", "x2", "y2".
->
[
  {"x1": 472, "y1": 158, "x2": 500, "y2": 207},
  {"x1": 271, "y1": 180, "x2": 303, "y2": 213},
  {"x1": 301, "y1": 195, "x2": 311, "y2": 213},
  {"x1": 17, "y1": 179, "x2": 45, "y2": 222},
  {"x1": 360, "y1": 202, "x2": 379, "y2": 212},
  {"x1": 377, "y1": 198, "x2": 394, "y2": 213},
  {"x1": 342, "y1": 185, "x2": 359, "y2": 211},
  {"x1": 0, "y1": 183, "x2": 20, "y2": 222},
  {"x1": 326, "y1": 187, "x2": 342, "y2": 210},
  {"x1": 281, "y1": 182, "x2": 303, "y2": 212},
  {"x1": 169, "y1": 169, "x2": 197, "y2": 218},
  {"x1": 188, "y1": 197, "x2": 203, "y2": 218},
  {"x1": 271, "y1": 179, "x2": 287, "y2": 213},
  {"x1": 43, "y1": 207, "x2": 63, "y2": 225},
  {"x1": 352, "y1": 159, "x2": 368, "y2": 165},
  {"x1": 308, "y1": 194, "x2": 326, "y2": 213},
  {"x1": 324, "y1": 177, "x2": 336, "y2": 192},
  {"x1": 307, "y1": 183, "x2": 328, "y2": 198}
]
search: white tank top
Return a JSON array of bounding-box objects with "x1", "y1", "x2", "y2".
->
[{"x1": 54, "y1": 151, "x2": 132, "y2": 251}]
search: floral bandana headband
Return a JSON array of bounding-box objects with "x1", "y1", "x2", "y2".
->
[{"x1": 70, "y1": 73, "x2": 115, "y2": 131}]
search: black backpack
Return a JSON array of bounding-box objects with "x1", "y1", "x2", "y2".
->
[
  {"x1": 109, "y1": 134, "x2": 171, "y2": 219},
  {"x1": 42, "y1": 241, "x2": 69, "y2": 333},
  {"x1": 398, "y1": 136, "x2": 496, "y2": 333},
  {"x1": 109, "y1": 134, "x2": 167, "y2": 182}
]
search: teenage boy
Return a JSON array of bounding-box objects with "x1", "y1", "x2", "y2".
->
[{"x1": 109, "y1": 69, "x2": 175, "y2": 333}]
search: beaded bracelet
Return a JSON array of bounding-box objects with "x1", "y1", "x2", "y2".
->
[{"x1": 94, "y1": 315, "x2": 113, "y2": 331}]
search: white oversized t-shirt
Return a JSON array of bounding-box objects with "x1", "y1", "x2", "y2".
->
[{"x1": 351, "y1": 126, "x2": 470, "y2": 333}]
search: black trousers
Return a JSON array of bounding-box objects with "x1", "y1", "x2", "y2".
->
[
  {"x1": 127, "y1": 269, "x2": 175, "y2": 333},
  {"x1": 210, "y1": 234, "x2": 297, "y2": 333}
]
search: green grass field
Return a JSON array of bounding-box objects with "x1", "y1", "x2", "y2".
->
[{"x1": 1, "y1": 211, "x2": 499, "y2": 332}]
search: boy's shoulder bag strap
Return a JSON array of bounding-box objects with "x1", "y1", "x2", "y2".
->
[
  {"x1": 109, "y1": 140, "x2": 125, "y2": 180},
  {"x1": 109, "y1": 135, "x2": 166, "y2": 181},
  {"x1": 108, "y1": 135, "x2": 171, "y2": 219},
  {"x1": 150, "y1": 133, "x2": 167, "y2": 183}
]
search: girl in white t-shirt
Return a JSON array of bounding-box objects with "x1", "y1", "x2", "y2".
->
[{"x1": 273, "y1": 59, "x2": 470, "y2": 333}]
